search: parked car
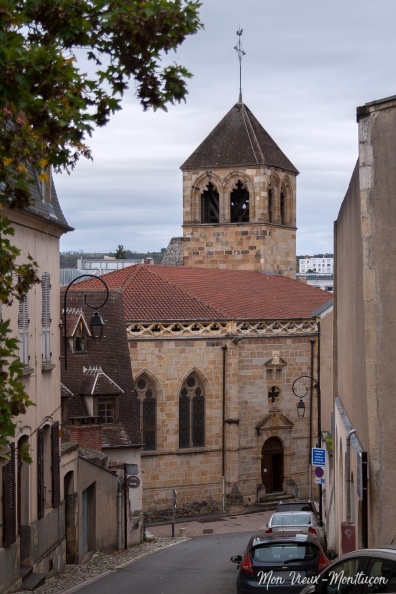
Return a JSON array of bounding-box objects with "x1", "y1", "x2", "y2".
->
[
  {"x1": 276, "y1": 499, "x2": 320, "y2": 521},
  {"x1": 300, "y1": 546, "x2": 396, "y2": 594},
  {"x1": 231, "y1": 532, "x2": 329, "y2": 594},
  {"x1": 266, "y1": 511, "x2": 327, "y2": 551}
]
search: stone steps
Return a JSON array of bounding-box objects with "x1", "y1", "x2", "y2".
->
[{"x1": 256, "y1": 491, "x2": 295, "y2": 511}]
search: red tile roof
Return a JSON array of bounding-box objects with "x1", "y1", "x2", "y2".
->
[{"x1": 77, "y1": 265, "x2": 331, "y2": 322}]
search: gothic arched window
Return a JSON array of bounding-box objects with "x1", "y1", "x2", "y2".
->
[
  {"x1": 201, "y1": 182, "x2": 219, "y2": 223},
  {"x1": 179, "y1": 374, "x2": 205, "y2": 448},
  {"x1": 136, "y1": 375, "x2": 156, "y2": 450},
  {"x1": 230, "y1": 180, "x2": 249, "y2": 222},
  {"x1": 268, "y1": 187, "x2": 274, "y2": 223}
]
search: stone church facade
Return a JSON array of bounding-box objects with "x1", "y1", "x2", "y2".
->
[{"x1": 79, "y1": 98, "x2": 331, "y2": 514}]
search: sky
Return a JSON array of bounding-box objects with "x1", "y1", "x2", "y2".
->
[{"x1": 56, "y1": 0, "x2": 396, "y2": 256}]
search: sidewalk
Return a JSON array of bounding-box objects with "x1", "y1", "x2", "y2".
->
[{"x1": 14, "y1": 511, "x2": 272, "y2": 594}]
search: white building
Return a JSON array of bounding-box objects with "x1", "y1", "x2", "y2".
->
[{"x1": 299, "y1": 257, "x2": 333, "y2": 274}]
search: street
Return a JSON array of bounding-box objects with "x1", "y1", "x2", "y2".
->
[{"x1": 74, "y1": 531, "x2": 251, "y2": 594}]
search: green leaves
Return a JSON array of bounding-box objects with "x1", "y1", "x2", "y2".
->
[{"x1": 0, "y1": 0, "x2": 202, "y2": 455}]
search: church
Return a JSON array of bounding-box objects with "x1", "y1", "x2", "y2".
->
[{"x1": 75, "y1": 94, "x2": 332, "y2": 514}]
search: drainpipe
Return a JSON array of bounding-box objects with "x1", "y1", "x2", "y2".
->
[
  {"x1": 309, "y1": 339, "x2": 315, "y2": 499},
  {"x1": 117, "y1": 478, "x2": 123, "y2": 550},
  {"x1": 346, "y1": 429, "x2": 356, "y2": 524},
  {"x1": 222, "y1": 345, "x2": 228, "y2": 513}
]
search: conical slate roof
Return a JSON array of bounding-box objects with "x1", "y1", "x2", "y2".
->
[{"x1": 181, "y1": 101, "x2": 298, "y2": 174}]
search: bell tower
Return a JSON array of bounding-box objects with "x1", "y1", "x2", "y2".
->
[{"x1": 180, "y1": 32, "x2": 298, "y2": 278}]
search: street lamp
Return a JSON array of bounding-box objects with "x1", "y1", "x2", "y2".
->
[
  {"x1": 63, "y1": 274, "x2": 109, "y2": 369},
  {"x1": 292, "y1": 374, "x2": 323, "y2": 522}
]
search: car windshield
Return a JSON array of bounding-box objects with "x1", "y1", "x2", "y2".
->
[
  {"x1": 271, "y1": 513, "x2": 312, "y2": 526},
  {"x1": 252, "y1": 543, "x2": 318, "y2": 564}
]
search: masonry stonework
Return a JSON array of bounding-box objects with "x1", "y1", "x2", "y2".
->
[{"x1": 130, "y1": 332, "x2": 320, "y2": 513}]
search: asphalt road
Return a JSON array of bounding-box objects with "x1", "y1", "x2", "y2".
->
[{"x1": 74, "y1": 531, "x2": 252, "y2": 594}]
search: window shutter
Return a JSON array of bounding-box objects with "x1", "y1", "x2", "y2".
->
[
  {"x1": 2, "y1": 443, "x2": 16, "y2": 547},
  {"x1": 37, "y1": 429, "x2": 45, "y2": 519},
  {"x1": 41, "y1": 273, "x2": 51, "y2": 363},
  {"x1": 51, "y1": 423, "x2": 60, "y2": 508},
  {"x1": 18, "y1": 295, "x2": 29, "y2": 365}
]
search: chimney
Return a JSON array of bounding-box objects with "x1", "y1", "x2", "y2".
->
[{"x1": 68, "y1": 417, "x2": 103, "y2": 451}]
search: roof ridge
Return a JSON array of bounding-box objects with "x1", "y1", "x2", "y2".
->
[
  {"x1": 241, "y1": 103, "x2": 264, "y2": 164},
  {"x1": 142, "y1": 266, "x2": 230, "y2": 319}
]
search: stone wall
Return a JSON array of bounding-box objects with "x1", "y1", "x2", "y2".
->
[{"x1": 129, "y1": 331, "x2": 320, "y2": 512}]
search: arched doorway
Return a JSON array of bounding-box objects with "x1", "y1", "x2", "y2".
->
[{"x1": 261, "y1": 437, "x2": 284, "y2": 493}]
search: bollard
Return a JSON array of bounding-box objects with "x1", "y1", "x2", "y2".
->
[{"x1": 179, "y1": 527, "x2": 186, "y2": 537}]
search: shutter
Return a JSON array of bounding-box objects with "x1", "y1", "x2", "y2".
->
[
  {"x1": 51, "y1": 423, "x2": 60, "y2": 508},
  {"x1": 41, "y1": 273, "x2": 51, "y2": 362},
  {"x1": 37, "y1": 429, "x2": 45, "y2": 519},
  {"x1": 18, "y1": 295, "x2": 29, "y2": 365},
  {"x1": 2, "y1": 443, "x2": 16, "y2": 547}
]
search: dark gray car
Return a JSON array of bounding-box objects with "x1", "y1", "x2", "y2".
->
[{"x1": 231, "y1": 532, "x2": 329, "y2": 594}]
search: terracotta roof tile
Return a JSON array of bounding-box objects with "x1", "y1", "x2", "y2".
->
[{"x1": 83, "y1": 265, "x2": 331, "y2": 322}]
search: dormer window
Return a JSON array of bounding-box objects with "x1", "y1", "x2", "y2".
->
[
  {"x1": 96, "y1": 397, "x2": 117, "y2": 423},
  {"x1": 73, "y1": 320, "x2": 88, "y2": 353}
]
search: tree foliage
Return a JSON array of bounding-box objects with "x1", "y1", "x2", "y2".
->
[
  {"x1": 0, "y1": 0, "x2": 202, "y2": 458},
  {"x1": 114, "y1": 244, "x2": 126, "y2": 259}
]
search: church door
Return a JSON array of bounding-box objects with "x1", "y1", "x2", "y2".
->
[{"x1": 261, "y1": 437, "x2": 284, "y2": 493}]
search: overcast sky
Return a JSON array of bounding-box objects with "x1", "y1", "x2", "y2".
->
[{"x1": 56, "y1": 0, "x2": 396, "y2": 256}]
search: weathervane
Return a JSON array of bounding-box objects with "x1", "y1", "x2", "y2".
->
[{"x1": 234, "y1": 28, "x2": 246, "y2": 102}]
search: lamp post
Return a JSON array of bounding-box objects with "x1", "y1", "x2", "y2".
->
[
  {"x1": 292, "y1": 374, "x2": 323, "y2": 523},
  {"x1": 63, "y1": 274, "x2": 109, "y2": 369}
]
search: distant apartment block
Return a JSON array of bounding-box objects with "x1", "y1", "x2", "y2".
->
[{"x1": 299, "y1": 257, "x2": 334, "y2": 274}]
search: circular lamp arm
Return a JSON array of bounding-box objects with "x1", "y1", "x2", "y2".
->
[
  {"x1": 63, "y1": 274, "x2": 109, "y2": 368},
  {"x1": 292, "y1": 375, "x2": 319, "y2": 420}
]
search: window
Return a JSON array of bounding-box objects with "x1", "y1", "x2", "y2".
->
[
  {"x1": 280, "y1": 189, "x2": 286, "y2": 225},
  {"x1": 320, "y1": 557, "x2": 360, "y2": 594},
  {"x1": 179, "y1": 374, "x2": 205, "y2": 448},
  {"x1": 96, "y1": 397, "x2": 116, "y2": 423},
  {"x1": 201, "y1": 182, "x2": 219, "y2": 223},
  {"x1": 136, "y1": 376, "x2": 156, "y2": 450},
  {"x1": 268, "y1": 187, "x2": 273, "y2": 223},
  {"x1": 230, "y1": 180, "x2": 249, "y2": 223},
  {"x1": 2, "y1": 443, "x2": 16, "y2": 547},
  {"x1": 362, "y1": 558, "x2": 396, "y2": 594},
  {"x1": 41, "y1": 273, "x2": 51, "y2": 363},
  {"x1": 18, "y1": 294, "x2": 29, "y2": 366}
]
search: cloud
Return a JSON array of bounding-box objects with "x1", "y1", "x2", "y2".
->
[{"x1": 58, "y1": 0, "x2": 396, "y2": 256}]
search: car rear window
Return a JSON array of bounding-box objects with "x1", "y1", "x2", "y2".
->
[
  {"x1": 271, "y1": 513, "x2": 312, "y2": 526},
  {"x1": 278, "y1": 504, "x2": 313, "y2": 512},
  {"x1": 252, "y1": 543, "x2": 319, "y2": 564}
]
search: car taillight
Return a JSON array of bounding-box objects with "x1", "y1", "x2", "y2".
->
[
  {"x1": 308, "y1": 527, "x2": 317, "y2": 536},
  {"x1": 241, "y1": 553, "x2": 254, "y2": 574},
  {"x1": 265, "y1": 528, "x2": 273, "y2": 533},
  {"x1": 318, "y1": 550, "x2": 329, "y2": 571}
]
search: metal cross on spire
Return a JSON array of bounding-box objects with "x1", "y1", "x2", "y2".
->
[{"x1": 234, "y1": 28, "x2": 246, "y2": 102}]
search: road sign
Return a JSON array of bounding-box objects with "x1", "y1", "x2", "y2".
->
[
  {"x1": 314, "y1": 477, "x2": 325, "y2": 484},
  {"x1": 127, "y1": 475, "x2": 140, "y2": 489},
  {"x1": 312, "y1": 448, "x2": 326, "y2": 466},
  {"x1": 314, "y1": 466, "x2": 324, "y2": 478}
]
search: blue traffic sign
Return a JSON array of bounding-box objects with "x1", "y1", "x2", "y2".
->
[{"x1": 312, "y1": 448, "x2": 326, "y2": 466}]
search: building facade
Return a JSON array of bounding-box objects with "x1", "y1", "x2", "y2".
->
[
  {"x1": 0, "y1": 170, "x2": 72, "y2": 593},
  {"x1": 85, "y1": 264, "x2": 332, "y2": 514},
  {"x1": 333, "y1": 95, "x2": 396, "y2": 553}
]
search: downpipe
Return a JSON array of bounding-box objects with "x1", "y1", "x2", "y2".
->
[{"x1": 346, "y1": 429, "x2": 356, "y2": 524}]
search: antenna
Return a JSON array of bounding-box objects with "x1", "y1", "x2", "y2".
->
[{"x1": 234, "y1": 28, "x2": 246, "y2": 102}]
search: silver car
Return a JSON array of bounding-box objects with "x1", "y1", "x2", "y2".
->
[
  {"x1": 300, "y1": 546, "x2": 396, "y2": 594},
  {"x1": 265, "y1": 511, "x2": 327, "y2": 551}
]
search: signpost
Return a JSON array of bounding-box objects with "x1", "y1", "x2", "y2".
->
[
  {"x1": 312, "y1": 448, "x2": 326, "y2": 467},
  {"x1": 172, "y1": 489, "x2": 177, "y2": 537}
]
